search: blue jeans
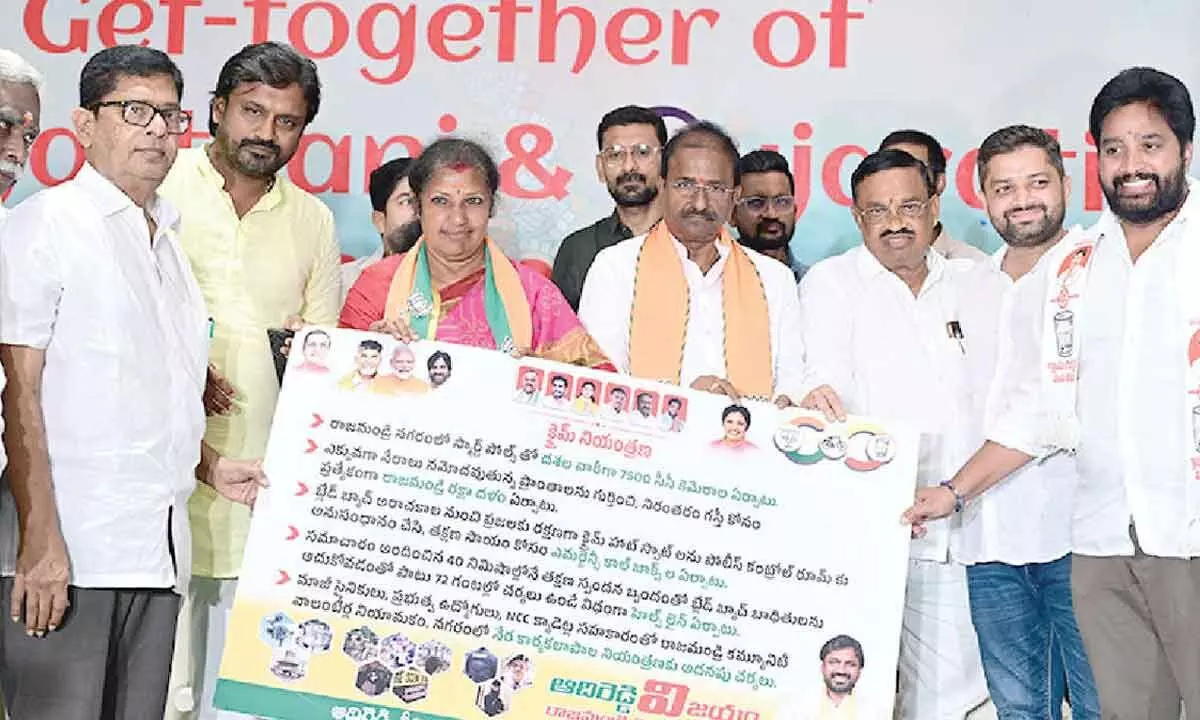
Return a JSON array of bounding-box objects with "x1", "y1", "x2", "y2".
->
[{"x1": 965, "y1": 555, "x2": 1100, "y2": 720}]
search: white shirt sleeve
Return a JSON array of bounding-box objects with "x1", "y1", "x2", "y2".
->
[
  {"x1": 985, "y1": 269, "x2": 1051, "y2": 457},
  {"x1": 0, "y1": 196, "x2": 64, "y2": 350},
  {"x1": 577, "y1": 247, "x2": 632, "y2": 373},
  {"x1": 798, "y1": 261, "x2": 857, "y2": 408},
  {"x1": 772, "y1": 276, "x2": 813, "y2": 400}
]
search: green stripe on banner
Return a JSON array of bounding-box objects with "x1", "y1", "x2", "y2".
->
[{"x1": 214, "y1": 679, "x2": 462, "y2": 720}]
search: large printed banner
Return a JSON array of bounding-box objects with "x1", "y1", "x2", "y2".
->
[
  {"x1": 4, "y1": 2, "x2": 1200, "y2": 264},
  {"x1": 213, "y1": 329, "x2": 917, "y2": 720}
]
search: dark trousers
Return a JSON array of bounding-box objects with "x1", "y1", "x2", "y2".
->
[{"x1": 0, "y1": 579, "x2": 180, "y2": 720}]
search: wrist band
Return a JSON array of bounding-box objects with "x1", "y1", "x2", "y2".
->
[{"x1": 939, "y1": 480, "x2": 965, "y2": 513}]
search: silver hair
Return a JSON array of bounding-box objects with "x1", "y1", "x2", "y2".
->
[{"x1": 0, "y1": 49, "x2": 44, "y2": 95}]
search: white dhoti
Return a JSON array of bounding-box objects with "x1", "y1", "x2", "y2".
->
[{"x1": 896, "y1": 559, "x2": 989, "y2": 720}]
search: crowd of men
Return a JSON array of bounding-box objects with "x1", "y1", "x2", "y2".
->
[{"x1": 0, "y1": 38, "x2": 1195, "y2": 720}]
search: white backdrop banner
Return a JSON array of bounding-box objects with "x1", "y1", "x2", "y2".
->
[{"x1": 3, "y1": 0, "x2": 1200, "y2": 265}]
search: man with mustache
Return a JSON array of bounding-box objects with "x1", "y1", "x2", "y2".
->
[
  {"x1": 158, "y1": 41, "x2": 342, "y2": 720},
  {"x1": 580, "y1": 121, "x2": 840, "y2": 417},
  {"x1": 800, "y1": 149, "x2": 1001, "y2": 719},
  {"x1": 0, "y1": 50, "x2": 42, "y2": 221},
  {"x1": 552, "y1": 105, "x2": 666, "y2": 311},
  {"x1": 881, "y1": 130, "x2": 989, "y2": 263},
  {"x1": 955, "y1": 125, "x2": 1100, "y2": 718},
  {"x1": 341, "y1": 157, "x2": 421, "y2": 303},
  {"x1": 732, "y1": 150, "x2": 807, "y2": 283},
  {"x1": 0, "y1": 45, "x2": 260, "y2": 720},
  {"x1": 905, "y1": 67, "x2": 1200, "y2": 720}
]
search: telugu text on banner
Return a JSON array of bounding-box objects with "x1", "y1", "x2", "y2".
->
[{"x1": 215, "y1": 328, "x2": 916, "y2": 719}]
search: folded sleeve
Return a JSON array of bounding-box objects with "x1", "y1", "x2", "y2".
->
[{"x1": 0, "y1": 197, "x2": 65, "y2": 349}]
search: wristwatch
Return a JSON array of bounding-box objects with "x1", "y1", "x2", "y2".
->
[{"x1": 939, "y1": 480, "x2": 965, "y2": 513}]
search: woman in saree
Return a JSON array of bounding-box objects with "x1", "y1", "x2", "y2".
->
[{"x1": 340, "y1": 137, "x2": 613, "y2": 371}]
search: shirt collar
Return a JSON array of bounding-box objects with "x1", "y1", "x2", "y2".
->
[
  {"x1": 668, "y1": 229, "x2": 731, "y2": 271},
  {"x1": 195, "y1": 144, "x2": 284, "y2": 212},
  {"x1": 73, "y1": 162, "x2": 180, "y2": 231},
  {"x1": 855, "y1": 243, "x2": 945, "y2": 293},
  {"x1": 604, "y1": 210, "x2": 634, "y2": 238}
]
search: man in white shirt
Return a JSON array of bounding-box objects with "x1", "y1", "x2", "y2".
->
[
  {"x1": 580, "y1": 121, "x2": 837, "y2": 413},
  {"x1": 542, "y1": 374, "x2": 571, "y2": 410},
  {"x1": 800, "y1": 149, "x2": 996, "y2": 720},
  {"x1": 880, "y1": 130, "x2": 989, "y2": 263},
  {"x1": 0, "y1": 49, "x2": 42, "y2": 221},
  {"x1": 905, "y1": 67, "x2": 1200, "y2": 720},
  {"x1": 0, "y1": 45, "x2": 262, "y2": 720},
  {"x1": 961, "y1": 125, "x2": 1099, "y2": 718}
]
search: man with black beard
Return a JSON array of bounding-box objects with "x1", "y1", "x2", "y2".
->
[
  {"x1": 952, "y1": 125, "x2": 1101, "y2": 718},
  {"x1": 158, "y1": 41, "x2": 342, "y2": 720},
  {"x1": 905, "y1": 67, "x2": 1200, "y2": 720},
  {"x1": 732, "y1": 150, "x2": 806, "y2": 283},
  {"x1": 341, "y1": 157, "x2": 421, "y2": 303},
  {"x1": 551, "y1": 105, "x2": 666, "y2": 310}
]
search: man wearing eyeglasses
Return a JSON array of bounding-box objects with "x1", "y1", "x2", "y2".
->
[
  {"x1": 0, "y1": 45, "x2": 262, "y2": 720},
  {"x1": 732, "y1": 150, "x2": 807, "y2": 283},
  {"x1": 579, "y1": 121, "x2": 842, "y2": 419},
  {"x1": 800, "y1": 149, "x2": 1003, "y2": 720},
  {"x1": 157, "y1": 41, "x2": 341, "y2": 720},
  {"x1": 881, "y1": 130, "x2": 989, "y2": 263},
  {"x1": 551, "y1": 105, "x2": 667, "y2": 311}
]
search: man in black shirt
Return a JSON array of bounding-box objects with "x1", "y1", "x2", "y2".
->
[{"x1": 551, "y1": 105, "x2": 667, "y2": 310}]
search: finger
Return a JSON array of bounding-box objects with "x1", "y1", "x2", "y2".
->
[
  {"x1": 10, "y1": 574, "x2": 24, "y2": 624},
  {"x1": 910, "y1": 524, "x2": 928, "y2": 540},
  {"x1": 826, "y1": 391, "x2": 847, "y2": 422},
  {"x1": 27, "y1": 586, "x2": 46, "y2": 636},
  {"x1": 48, "y1": 585, "x2": 68, "y2": 632},
  {"x1": 817, "y1": 396, "x2": 838, "y2": 423}
]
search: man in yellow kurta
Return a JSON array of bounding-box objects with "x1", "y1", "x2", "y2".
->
[{"x1": 158, "y1": 41, "x2": 341, "y2": 720}]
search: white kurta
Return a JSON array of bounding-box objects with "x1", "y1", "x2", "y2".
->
[{"x1": 800, "y1": 245, "x2": 997, "y2": 720}]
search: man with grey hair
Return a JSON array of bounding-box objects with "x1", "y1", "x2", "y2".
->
[{"x1": 0, "y1": 48, "x2": 42, "y2": 218}]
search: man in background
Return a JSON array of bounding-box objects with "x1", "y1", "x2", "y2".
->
[
  {"x1": 552, "y1": 105, "x2": 667, "y2": 310},
  {"x1": 342, "y1": 157, "x2": 420, "y2": 301},
  {"x1": 732, "y1": 150, "x2": 807, "y2": 282},
  {"x1": 881, "y1": 129, "x2": 988, "y2": 262},
  {"x1": 158, "y1": 40, "x2": 341, "y2": 720}
]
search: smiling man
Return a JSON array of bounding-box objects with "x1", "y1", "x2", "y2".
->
[
  {"x1": 800, "y1": 149, "x2": 1001, "y2": 720},
  {"x1": 0, "y1": 49, "x2": 42, "y2": 219},
  {"x1": 158, "y1": 41, "x2": 342, "y2": 720},
  {"x1": 904, "y1": 67, "x2": 1200, "y2": 720}
]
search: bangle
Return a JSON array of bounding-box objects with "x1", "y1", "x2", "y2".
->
[{"x1": 939, "y1": 480, "x2": 965, "y2": 513}]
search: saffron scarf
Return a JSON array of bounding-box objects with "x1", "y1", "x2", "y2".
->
[
  {"x1": 628, "y1": 222, "x2": 774, "y2": 399},
  {"x1": 383, "y1": 237, "x2": 533, "y2": 353}
]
